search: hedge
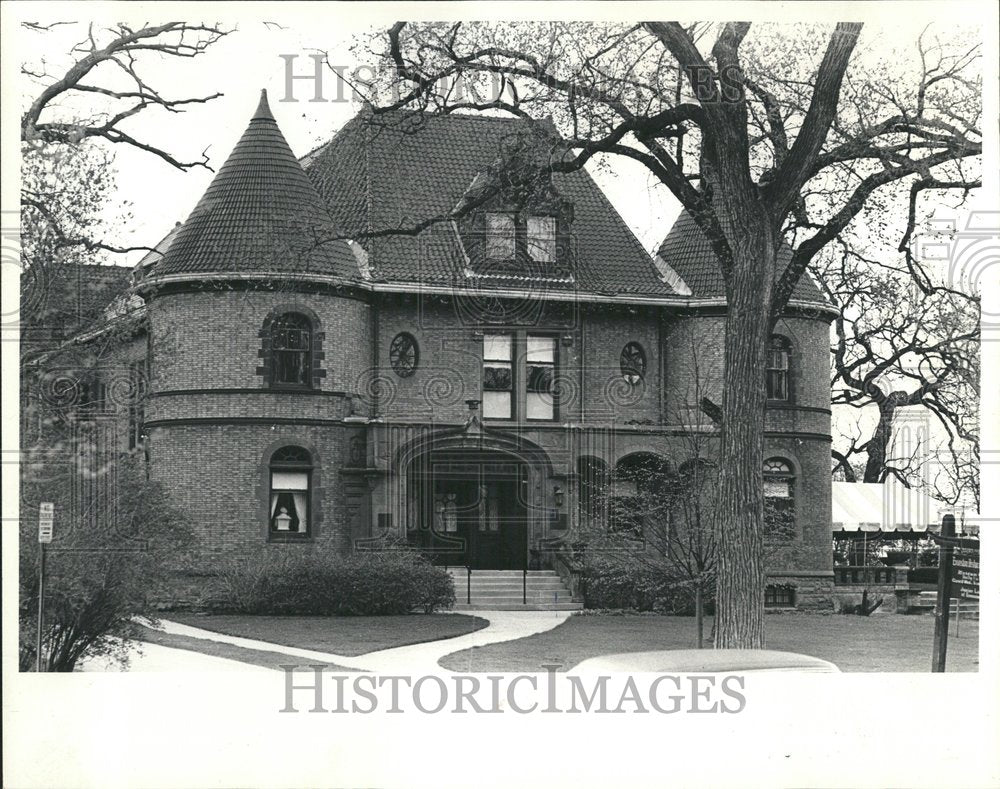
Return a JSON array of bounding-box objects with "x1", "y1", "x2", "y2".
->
[{"x1": 215, "y1": 550, "x2": 455, "y2": 615}]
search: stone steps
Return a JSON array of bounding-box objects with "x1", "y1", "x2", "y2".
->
[{"x1": 446, "y1": 569, "x2": 582, "y2": 611}]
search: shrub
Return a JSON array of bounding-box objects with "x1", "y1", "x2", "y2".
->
[
  {"x1": 581, "y1": 553, "x2": 709, "y2": 614},
  {"x1": 214, "y1": 549, "x2": 455, "y2": 615},
  {"x1": 20, "y1": 460, "x2": 191, "y2": 672}
]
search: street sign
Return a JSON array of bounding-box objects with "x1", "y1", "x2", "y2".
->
[{"x1": 38, "y1": 502, "x2": 53, "y2": 544}]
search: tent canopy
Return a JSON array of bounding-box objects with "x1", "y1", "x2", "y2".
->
[{"x1": 832, "y1": 481, "x2": 938, "y2": 536}]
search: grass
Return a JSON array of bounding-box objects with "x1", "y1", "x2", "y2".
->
[
  {"x1": 138, "y1": 625, "x2": 359, "y2": 672},
  {"x1": 163, "y1": 613, "x2": 489, "y2": 657},
  {"x1": 439, "y1": 612, "x2": 980, "y2": 673}
]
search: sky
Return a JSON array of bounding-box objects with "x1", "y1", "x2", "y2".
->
[{"x1": 15, "y1": 14, "x2": 681, "y2": 264}]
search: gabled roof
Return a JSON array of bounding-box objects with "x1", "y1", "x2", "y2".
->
[
  {"x1": 149, "y1": 91, "x2": 358, "y2": 282},
  {"x1": 303, "y1": 110, "x2": 682, "y2": 296},
  {"x1": 657, "y1": 210, "x2": 827, "y2": 304}
]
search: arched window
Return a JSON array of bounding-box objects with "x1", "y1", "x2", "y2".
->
[
  {"x1": 611, "y1": 453, "x2": 671, "y2": 539},
  {"x1": 269, "y1": 446, "x2": 312, "y2": 536},
  {"x1": 271, "y1": 313, "x2": 312, "y2": 387},
  {"x1": 765, "y1": 335, "x2": 791, "y2": 400},
  {"x1": 674, "y1": 458, "x2": 716, "y2": 532},
  {"x1": 763, "y1": 457, "x2": 795, "y2": 540}
]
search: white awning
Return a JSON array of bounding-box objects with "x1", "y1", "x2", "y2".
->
[{"x1": 832, "y1": 481, "x2": 937, "y2": 533}]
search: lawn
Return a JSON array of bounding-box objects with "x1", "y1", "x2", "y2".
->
[
  {"x1": 162, "y1": 613, "x2": 489, "y2": 657},
  {"x1": 138, "y1": 625, "x2": 359, "y2": 671},
  {"x1": 439, "y1": 613, "x2": 979, "y2": 673}
]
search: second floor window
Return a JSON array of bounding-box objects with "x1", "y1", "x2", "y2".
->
[
  {"x1": 483, "y1": 333, "x2": 513, "y2": 419},
  {"x1": 763, "y1": 457, "x2": 796, "y2": 541},
  {"x1": 486, "y1": 213, "x2": 516, "y2": 260},
  {"x1": 526, "y1": 335, "x2": 556, "y2": 420},
  {"x1": 527, "y1": 216, "x2": 556, "y2": 262},
  {"x1": 272, "y1": 313, "x2": 312, "y2": 387},
  {"x1": 766, "y1": 335, "x2": 791, "y2": 400}
]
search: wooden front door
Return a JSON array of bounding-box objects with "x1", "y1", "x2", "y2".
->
[{"x1": 414, "y1": 452, "x2": 528, "y2": 569}]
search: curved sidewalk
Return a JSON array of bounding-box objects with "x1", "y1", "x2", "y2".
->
[{"x1": 148, "y1": 611, "x2": 571, "y2": 673}]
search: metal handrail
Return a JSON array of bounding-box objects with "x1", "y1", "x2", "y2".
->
[
  {"x1": 467, "y1": 566, "x2": 471, "y2": 605},
  {"x1": 523, "y1": 568, "x2": 527, "y2": 605}
]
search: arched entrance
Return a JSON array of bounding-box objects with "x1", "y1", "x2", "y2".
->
[{"x1": 407, "y1": 448, "x2": 530, "y2": 569}]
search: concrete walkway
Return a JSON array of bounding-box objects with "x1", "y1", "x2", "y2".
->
[
  {"x1": 78, "y1": 638, "x2": 272, "y2": 673},
  {"x1": 132, "y1": 611, "x2": 571, "y2": 673}
]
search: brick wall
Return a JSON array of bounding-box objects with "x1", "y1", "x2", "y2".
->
[
  {"x1": 148, "y1": 290, "x2": 372, "y2": 397},
  {"x1": 139, "y1": 284, "x2": 835, "y2": 608}
]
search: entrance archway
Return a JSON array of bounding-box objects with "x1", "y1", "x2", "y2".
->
[{"x1": 407, "y1": 448, "x2": 529, "y2": 569}]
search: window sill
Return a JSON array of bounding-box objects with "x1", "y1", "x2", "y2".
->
[
  {"x1": 267, "y1": 384, "x2": 318, "y2": 392},
  {"x1": 268, "y1": 533, "x2": 313, "y2": 543}
]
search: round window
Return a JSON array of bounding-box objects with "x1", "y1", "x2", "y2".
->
[
  {"x1": 620, "y1": 342, "x2": 647, "y2": 384},
  {"x1": 389, "y1": 332, "x2": 419, "y2": 378}
]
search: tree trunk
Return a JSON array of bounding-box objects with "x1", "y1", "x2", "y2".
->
[
  {"x1": 863, "y1": 399, "x2": 897, "y2": 482},
  {"x1": 713, "y1": 218, "x2": 774, "y2": 649},
  {"x1": 695, "y1": 585, "x2": 704, "y2": 648}
]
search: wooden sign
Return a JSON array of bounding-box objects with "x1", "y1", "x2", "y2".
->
[{"x1": 952, "y1": 548, "x2": 980, "y2": 600}]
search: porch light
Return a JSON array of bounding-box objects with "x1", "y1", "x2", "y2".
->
[
  {"x1": 554, "y1": 485, "x2": 564, "y2": 508},
  {"x1": 275, "y1": 507, "x2": 293, "y2": 531}
]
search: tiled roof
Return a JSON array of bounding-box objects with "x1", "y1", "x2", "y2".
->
[
  {"x1": 150, "y1": 91, "x2": 358, "y2": 282},
  {"x1": 656, "y1": 210, "x2": 827, "y2": 304},
  {"x1": 303, "y1": 110, "x2": 681, "y2": 296}
]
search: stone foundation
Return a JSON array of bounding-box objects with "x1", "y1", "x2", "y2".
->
[{"x1": 767, "y1": 571, "x2": 835, "y2": 612}]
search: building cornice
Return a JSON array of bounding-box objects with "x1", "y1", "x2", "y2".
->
[{"x1": 136, "y1": 270, "x2": 838, "y2": 319}]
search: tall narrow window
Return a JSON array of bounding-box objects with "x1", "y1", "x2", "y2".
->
[
  {"x1": 578, "y1": 456, "x2": 609, "y2": 522},
  {"x1": 526, "y1": 335, "x2": 556, "y2": 420},
  {"x1": 766, "y1": 335, "x2": 791, "y2": 400},
  {"x1": 483, "y1": 334, "x2": 513, "y2": 419},
  {"x1": 271, "y1": 313, "x2": 312, "y2": 387},
  {"x1": 486, "y1": 213, "x2": 515, "y2": 260},
  {"x1": 127, "y1": 360, "x2": 148, "y2": 450},
  {"x1": 763, "y1": 457, "x2": 795, "y2": 540},
  {"x1": 269, "y1": 446, "x2": 312, "y2": 536},
  {"x1": 526, "y1": 216, "x2": 556, "y2": 262}
]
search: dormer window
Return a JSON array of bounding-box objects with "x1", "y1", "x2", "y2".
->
[
  {"x1": 486, "y1": 213, "x2": 515, "y2": 259},
  {"x1": 527, "y1": 216, "x2": 556, "y2": 262}
]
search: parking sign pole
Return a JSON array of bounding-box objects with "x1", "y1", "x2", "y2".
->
[
  {"x1": 36, "y1": 502, "x2": 54, "y2": 672},
  {"x1": 36, "y1": 545, "x2": 46, "y2": 672}
]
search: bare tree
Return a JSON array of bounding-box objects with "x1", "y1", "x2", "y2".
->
[
  {"x1": 819, "y1": 244, "x2": 979, "y2": 509},
  {"x1": 343, "y1": 21, "x2": 981, "y2": 646},
  {"x1": 19, "y1": 21, "x2": 230, "y2": 274}
]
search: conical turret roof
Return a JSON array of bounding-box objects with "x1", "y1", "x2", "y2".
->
[{"x1": 150, "y1": 90, "x2": 358, "y2": 282}]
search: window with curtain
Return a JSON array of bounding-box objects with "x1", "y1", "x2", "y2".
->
[
  {"x1": 765, "y1": 335, "x2": 791, "y2": 400},
  {"x1": 271, "y1": 313, "x2": 312, "y2": 387},
  {"x1": 526, "y1": 216, "x2": 556, "y2": 262},
  {"x1": 483, "y1": 333, "x2": 513, "y2": 419},
  {"x1": 526, "y1": 335, "x2": 556, "y2": 420},
  {"x1": 486, "y1": 213, "x2": 515, "y2": 260},
  {"x1": 269, "y1": 446, "x2": 312, "y2": 536}
]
